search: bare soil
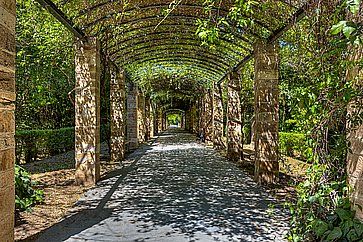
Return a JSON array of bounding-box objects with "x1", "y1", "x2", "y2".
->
[{"x1": 14, "y1": 145, "x2": 118, "y2": 242}]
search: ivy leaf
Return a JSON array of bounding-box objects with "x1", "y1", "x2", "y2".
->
[
  {"x1": 312, "y1": 220, "x2": 329, "y2": 237},
  {"x1": 331, "y1": 21, "x2": 347, "y2": 35},
  {"x1": 325, "y1": 227, "x2": 343, "y2": 241},
  {"x1": 336, "y1": 208, "x2": 353, "y2": 221},
  {"x1": 343, "y1": 26, "x2": 356, "y2": 39},
  {"x1": 347, "y1": 0, "x2": 361, "y2": 14}
]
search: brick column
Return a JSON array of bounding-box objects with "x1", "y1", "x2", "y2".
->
[
  {"x1": 227, "y1": 72, "x2": 242, "y2": 161},
  {"x1": 127, "y1": 83, "x2": 139, "y2": 150},
  {"x1": 214, "y1": 82, "x2": 225, "y2": 150},
  {"x1": 0, "y1": 0, "x2": 16, "y2": 240},
  {"x1": 346, "y1": 14, "x2": 363, "y2": 219},
  {"x1": 156, "y1": 108, "x2": 163, "y2": 134},
  {"x1": 253, "y1": 41, "x2": 279, "y2": 184},
  {"x1": 110, "y1": 67, "x2": 126, "y2": 162},
  {"x1": 74, "y1": 37, "x2": 101, "y2": 186}
]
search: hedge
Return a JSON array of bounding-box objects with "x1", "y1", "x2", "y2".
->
[
  {"x1": 16, "y1": 125, "x2": 110, "y2": 164},
  {"x1": 279, "y1": 132, "x2": 311, "y2": 161}
]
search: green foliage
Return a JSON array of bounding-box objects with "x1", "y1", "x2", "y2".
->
[
  {"x1": 279, "y1": 132, "x2": 312, "y2": 161},
  {"x1": 16, "y1": 128, "x2": 75, "y2": 163},
  {"x1": 16, "y1": 126, "x2": 110, "y2": 163},
  {"x1": 288, "y1": 164, "x2": 363, "y2": 241},
  {"x1": 15, "y1": 165, "x2": 44, "y2": 212},
  {"x1": 331, "y1": 0, "x2": 362, "y2": 45},
  {"x1": 16, "y1": 0, "x2": 75, "y2": 129},
  {"x1": 167, "y1": 113, "x2": 182, "y2": 125}
]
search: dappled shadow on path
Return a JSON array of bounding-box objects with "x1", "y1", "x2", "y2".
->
[{"x1": 37, "y1": 128, "x2": 289, "y2": 242}]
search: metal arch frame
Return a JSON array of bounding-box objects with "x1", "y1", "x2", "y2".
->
[
  {"x1": 107, "y1": 40, "x2": 248, "y2": 60},
  {"x1": 129, "y1": 68, "x2": 220, "y2": 83},
  {"x1": 86, "y1": 16, "x2": 264, "y2": 42},
  {"x1": 217, "y1": 1, "x2": 309, "y2": 83},
  {"x1": 82, "y1": 4, "x2": 272, "y2": 33},
  {"x1": 102, "y1": 22, "x2": 254, "y2": 51},
  {"x1": 105, "y1": 34, "x2": 251, "y2": 59},
  {"x1": 114, "y1": 45, "x2": 240, "y2": 65},
  {"x1": 125, "y1": 61, "x2": 224, "y2": 82},
  {"x1": 37, "y1": 0, "x2": 311, "y2": 89},
  {"x1": 120, "y1": 54, "x2": 230, "y2": 74},
  {"x1": 112, "y1": 46, "x2": 239, "y2": 67},
  {"x1": 92, "y1": 15, "x2": 257, "y2": 45},
  {"x1": 76, "y1": 0, "x2": 298, "y2": 19},
  {"x1": 123, "y1": 61, "x2": 225, "y2": 83}
]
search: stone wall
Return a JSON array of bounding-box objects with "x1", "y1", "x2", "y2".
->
[
  {"x1": 74, "y1": 37, "x2": 101, "y2": 186},
  {"x1": 110, "y1": 67, "x2": 126, "y2": 162},
  {"x1": 0, "y1": 0, "x2": 15, "y2": 239},
  {"x1": 253, "y1": 41, "x2": 279, "y2": 184}
]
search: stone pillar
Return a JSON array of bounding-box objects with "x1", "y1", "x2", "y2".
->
[
  {"x1": 156, "y1": 108, "x2": 163, "y2": 133},
  {"x1": 0, "y1": 0, "x2": 16, "y2": 239},
  {"x1": 227, "y1": 72, "x2": 242, "y2": 161},
  {"x1": 145, "y1": 97, "x2": 153, "y2": 140},
  {"x1": 204, "y1": 90, "x2": 214, "y2": 145},
  {"x1": 110, "y1": 67, "x2": 126, "y2": 162},
  {"x1": 191, "y1": 104, "x2": 198, "y2": 134},
  {"x1": 253, "y1": 41, "x2": 279, "y2": 184},
  {"x1": 138, "y1": 92, "x2": 146, "y2": 143},
  {"x1": 181, "y1": 113, "x2": 185, "y2": 129},
  {"x1": 346, "y1": 11, "x2": 363, "y2": 219},
  {"x1": 185, "y1": 110, "x2": 191, "y2": 131},
  {"x1": 127, "y1": 83, "x2": 139, "y2": 150},
  {"x1": 214, "y1": 83, "x2": 225, "y2": 150},
  {"x1": 162, "y1": 112, "x2": 167, "y2": 130},
  {"x1": 75, "y1": 37, "x2": 101, "y2": 186}
]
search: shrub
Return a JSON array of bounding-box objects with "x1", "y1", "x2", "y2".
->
[
  {"x1": 16, "y1": 125, "x2": 110, "y2": 163},
  {"x1": 288, "y1": 164, "x2": 363, "y2": 241},
  {"x1": 16, "y1": 127, "x2": 75, "y2": 163},
  {"x1": 15, "y1": 165, "x2": 44, "y2": 212},
  {"x1": 279, "y1": 132, "x2": 312, "y2": 161}
]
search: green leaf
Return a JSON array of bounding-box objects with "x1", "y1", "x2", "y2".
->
[
  {"x1": 331, "y1": 21, "x2": 347, "y2": 35},
  {"x1": 325, "y1": 227, "x2": 343, "y2": 241},
  {"x1": 347, "y1": 0, "x2": 361, "y2": 14},
  {"x1": 343, "y1": 26, "x2": 356, "y2": 39},
  {"x1": 336, "y1": 208, "x2": 353, "y2": 221},
  {"x1": 313, "y1": 220, "x2": 329, "y2": 237}
]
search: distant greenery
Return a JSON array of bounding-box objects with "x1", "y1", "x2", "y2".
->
[
  {"x1": 167, "y1": 113, "x2": 181, "y2": 126},
  {"x1": 279, "y1": 132, "x2": 311, "y2": 161},
  {"x1": 15, "y1": 165, "x2": 44, "y2": 212}
]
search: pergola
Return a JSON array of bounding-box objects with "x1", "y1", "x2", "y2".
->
[{"x1": 1, "y1": 0, "x2": 362, "y2": 240}]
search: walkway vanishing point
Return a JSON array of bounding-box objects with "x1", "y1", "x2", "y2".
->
[{"x1": 36, "y1": 128, "x2": 289, "y2": 242}]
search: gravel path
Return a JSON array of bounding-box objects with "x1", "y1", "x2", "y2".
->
[{"x1": 36, "y1": 128, "x2": 289, "y2": 242}]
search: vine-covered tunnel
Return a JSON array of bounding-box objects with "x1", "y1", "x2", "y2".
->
[{"x1": 1, "y1": 0, "x2": 363, "y2": 241}]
